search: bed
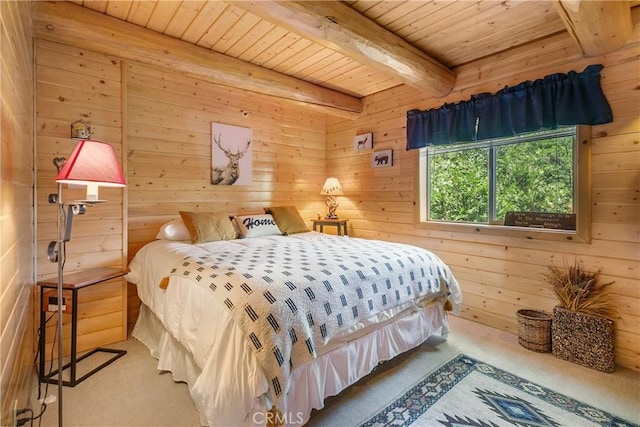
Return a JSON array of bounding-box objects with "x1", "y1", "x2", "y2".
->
[{"x1": 126, "y1": 212, "x2": 462, "y2": 426}]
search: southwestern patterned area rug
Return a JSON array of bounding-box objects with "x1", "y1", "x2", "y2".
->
[{"x1": 361, "y1": 354, "x2": 638, "y2": 427}]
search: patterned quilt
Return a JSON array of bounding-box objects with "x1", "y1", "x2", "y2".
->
[{"x1": 167, "y1": 235, "x2": 462, "y2": 406}]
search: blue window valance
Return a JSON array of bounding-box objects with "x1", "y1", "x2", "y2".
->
[{"x1": 406, "y1": 64, "x2": 613, "y2": 150}]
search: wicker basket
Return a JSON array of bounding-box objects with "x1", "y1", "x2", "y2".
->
[
  {"x1": 517, "y1": 309, "x2": 552, "y2": 352},
  {"x1": 552, "y1": 306, "x2": 615, "y2": 372}
]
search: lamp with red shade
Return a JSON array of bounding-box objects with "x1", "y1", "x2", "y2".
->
[
  {"x1": 47, "y1": 139, "x2": 126, "y2": 427},
  {"x1": 55, "y1": 139, "x2": 126, "y2": 202}
]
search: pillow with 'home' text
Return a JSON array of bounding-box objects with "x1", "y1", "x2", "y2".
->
[{"x1": 234, "y1": 214, "x2": 282, "y2": 238}]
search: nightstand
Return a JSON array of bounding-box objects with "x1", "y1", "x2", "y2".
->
[
  {"x1": 311, "y1": 218, "x2": 348, "y2": 236},
  {"x1": 37, "y1": 267, "x2": 129, "y2": 387}
]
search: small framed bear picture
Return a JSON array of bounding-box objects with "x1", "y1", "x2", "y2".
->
[{"x1": 372, "y1": 149, "x2": 392, "y2": 168}]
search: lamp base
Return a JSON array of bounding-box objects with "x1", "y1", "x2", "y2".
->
[{"x1": 325, "y1": 195, "x2": 339, "y2": 219}]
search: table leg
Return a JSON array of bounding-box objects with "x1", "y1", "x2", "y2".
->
[{"x1": 39, "y1": 291, "x2": 46, "y2": 381}]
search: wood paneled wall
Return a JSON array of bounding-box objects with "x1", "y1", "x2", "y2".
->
[
  {"x1": 0, "y1": 1, "x2": 35, "y2": 423},
  {"x1": 126, "y1": 62, "x2": 328, "y2": 255},
  {"x1": 126, "y1": 62, "x2": 329, "y2": 327},
  {"x1": 35, "y1": 39, "x2": 127, "y2": 358},
  {"x1": 327, "y1": 21, "x2": 640, "y2": 371}
]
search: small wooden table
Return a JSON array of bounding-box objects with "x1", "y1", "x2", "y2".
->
[
  {"x1": 311, "y1": 218, "x2": 348, "y2": 236},
  {"x1": 37, "y1": 267, "x2": 129, "y2": 387}
]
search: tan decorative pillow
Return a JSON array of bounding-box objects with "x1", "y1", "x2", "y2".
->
[
  {"x1": 179, "y1": 211, "x2": 237, "y2": 243},
  {"x1": 264, "y1": 206, "x2": 308, "y2": 235}
]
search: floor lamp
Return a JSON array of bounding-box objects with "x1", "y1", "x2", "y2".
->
[{"x1": 47, "y1": 140, "x2": 126, "y2": 426}]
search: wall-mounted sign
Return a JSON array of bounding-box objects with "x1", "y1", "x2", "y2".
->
[{"x1": 504, "y1": 212, "x2": 576, "y2": 230}]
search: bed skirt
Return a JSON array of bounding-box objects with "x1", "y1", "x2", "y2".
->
[{"x1": 133, "y1": 301, "x2": 450, "y2": 426}]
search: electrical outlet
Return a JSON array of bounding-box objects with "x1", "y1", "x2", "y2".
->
[
  {"x1": 47, "y1": 295, "x2": 67, "y2": 312},
  {"x1": 42, "y1": 290, "x2": 72, "y2": 313}
]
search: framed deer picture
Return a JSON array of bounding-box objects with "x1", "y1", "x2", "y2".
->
[
  {"x1": 354, "y1": 132, "x2": 372, "y2": 150},
  {"x1": 211, "y1": 123, "x2": 253, "y2": 185}
]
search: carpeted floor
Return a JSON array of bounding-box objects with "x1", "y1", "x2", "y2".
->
[{"x1": 34, "y1": 316, "x2": 639, "y2": 426}]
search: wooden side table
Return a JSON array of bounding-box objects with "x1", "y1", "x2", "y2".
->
[
  {"x1": 37, "y1": 267, "x2": 129, "y2": 387},
  {"x1": 312, "y1": 218, "x2": 349, "y2": 236}
]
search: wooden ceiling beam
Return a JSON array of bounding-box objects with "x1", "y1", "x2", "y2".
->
[
  {"x1": 553, "y1": 0, "x2": 633, "y2": 57},
  {"x1": 231, "y1": 1, "x2": 456, "y2": 98},
  {"x1": 33, "y1": 1, "x2": 363, "y2": 119}
]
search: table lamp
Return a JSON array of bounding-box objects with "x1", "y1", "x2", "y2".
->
[{"x1": 320, "y1": 177, "x2": 343, "y2": 219}]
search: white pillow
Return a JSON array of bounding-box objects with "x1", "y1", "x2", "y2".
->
[
  {"x1": 234, "y1": 214, "x2": 282, "y2": 238},
  {"x1": 155, "y1": 218, "x2": 191, "y2": 241}
]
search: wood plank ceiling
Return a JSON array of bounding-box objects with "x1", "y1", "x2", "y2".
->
[{"x1": 62, "y1": 0, "x2": 635, "y2": 114}]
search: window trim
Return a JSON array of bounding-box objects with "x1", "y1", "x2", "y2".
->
[{"x1": 414, "y1": 126, "x2": 591, "y2": 243}]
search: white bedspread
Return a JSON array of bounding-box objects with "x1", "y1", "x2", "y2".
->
[
  {"x1": 127, "y1": 233, "x2": 462, "y2": 426},
  {"x1": 166, "y1": 233, "x2": 461, "y2": 407}
]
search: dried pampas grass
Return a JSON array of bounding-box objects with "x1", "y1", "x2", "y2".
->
[{"x1": 543, "y1": 259, "x2": 616, "y2": 319}]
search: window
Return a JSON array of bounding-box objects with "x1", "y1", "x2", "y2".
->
[{"x1": 417, "y1": 126, "x2": 591, "y2": 242}]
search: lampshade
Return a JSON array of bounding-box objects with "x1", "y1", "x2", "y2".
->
[
  {"x1": 56, "y1": 140, "x2": 126, "y2": 201},
  {"x1": 320, "y1": 177, "x2": 343, "y2": 195}
]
